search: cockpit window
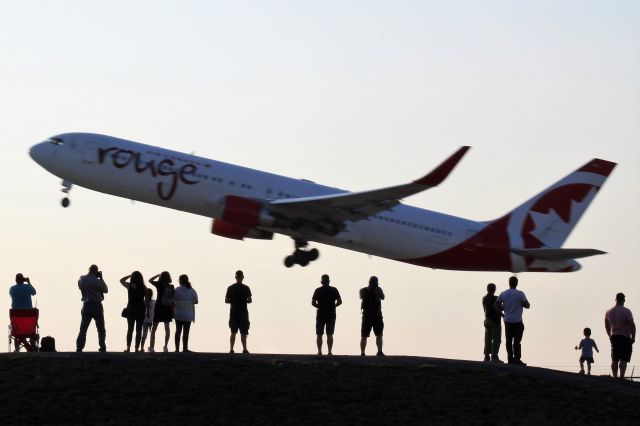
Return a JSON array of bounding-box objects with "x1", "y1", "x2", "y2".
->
[{"x1": 48, "y1": 137, "x2": 64, "y2": 146}]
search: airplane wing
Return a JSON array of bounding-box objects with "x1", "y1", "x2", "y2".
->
[
  {"x1": 267, "y1": 146, "x2": 470, "y2": 234},
  {"x1": 511, "y1": 248, "x2": 607, "y2": 260}
]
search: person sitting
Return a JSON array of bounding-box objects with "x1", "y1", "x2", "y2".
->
[{"x1": 9, "y1": 273, "x2": 37, "y2": 351}]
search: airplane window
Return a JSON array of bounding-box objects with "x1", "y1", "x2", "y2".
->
[{"x1": 48, "y1": 137, "x2": 64, "y2": 146}]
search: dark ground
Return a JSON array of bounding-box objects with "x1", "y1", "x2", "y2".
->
[{"x1": 0, "y1": 352, "x2": 638, "y2": 425}]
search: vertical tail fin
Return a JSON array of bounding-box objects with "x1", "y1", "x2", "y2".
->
[{"x1": 499, "y1": 158, "x2": 616, "y2": 251}]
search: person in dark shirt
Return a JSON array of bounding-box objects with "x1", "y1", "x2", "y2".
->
[
  {"x1": 225, "y1": 270, "x2": 252, "y2": 354},
  {"x1": 482, "y1": 283, "x2": 503, "y2": 363},
  {"x1": 360, "y1": 276, "x2": 385, "y2": 356},
  {"x1": 312, "y1": 274, "x2": 342, "y2": 355}
]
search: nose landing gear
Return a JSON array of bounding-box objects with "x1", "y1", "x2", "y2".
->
[
  {"x1": 284, "y1": 239, "x2": 319, "y2": 268},
  {"x1": 61, "y1": 180, "x2": 72, "y2": 208}
]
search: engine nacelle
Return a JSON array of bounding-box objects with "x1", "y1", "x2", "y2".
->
[
  {"x1": 211, "y1": 219, "x2": 273, "y2": 240},
  {"x1": 220, "y1": 195, "x2": 275, "y2": 228}
]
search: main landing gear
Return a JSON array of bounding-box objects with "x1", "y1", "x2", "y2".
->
[
  {"x1": 60, "y1": 180, "x2": 72, "y2": 208},
  {"x1": 284, "y1": 239, "x2": 319, "y2": 268}
]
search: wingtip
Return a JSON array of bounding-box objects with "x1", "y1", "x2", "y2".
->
[
  {"x1": 413, "y1": 146, "x2": 471, "y2": 187},
  {"x1": 578, "y1": 159, "x2": 617, "y2": 177}
]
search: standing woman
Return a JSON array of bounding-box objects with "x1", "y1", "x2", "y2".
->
[
  {"x1": 120, "y1": 271, "x2": 147, "y2": 352},
  {"x1": 149, "y1": 271, "x2": 175, "y2": 352},
  {"x1": 174, "y1": 274, "x2": 199, "y2": 352}
]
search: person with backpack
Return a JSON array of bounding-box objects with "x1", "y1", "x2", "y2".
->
[
  {"x1": 360, "y1": 276, "x2": 385, "y2": 356},
  {"x1": 148, "y1": 271, "x2": 174, "y2": 352},
  {"x1": 120, "y1": 271, "x2": 147, "y2": 352},
  {"x1": 174, "y1": 274, "x2": 198, "y2": 352}
]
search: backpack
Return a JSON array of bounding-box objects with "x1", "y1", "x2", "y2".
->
[
  {"x1": 40, "y1": 336, "x2": 56, "y2": 352},
  {"x1": 161, "y1": 284, "x2": 175, "y2": 306}
]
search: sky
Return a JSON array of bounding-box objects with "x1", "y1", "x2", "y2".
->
[{"x1": 1, "y1": 1, "x2": 638, "y2": 372}]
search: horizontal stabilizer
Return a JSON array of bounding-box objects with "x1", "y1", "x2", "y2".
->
[{"x1": 511, "y1": 248, "x2": 606, "y2": 261}]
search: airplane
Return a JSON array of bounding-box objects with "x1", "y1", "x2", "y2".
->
[{"x1": 29, "y1": 133, "x2": 616, "y2": 272}]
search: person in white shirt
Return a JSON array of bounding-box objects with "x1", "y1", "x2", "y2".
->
[
  {"x1": 494, "y1": 276, "x2": 530, "y2": 366},
  {"x1": 174, "y1": 274, "x2": 198, "y2": 352}
]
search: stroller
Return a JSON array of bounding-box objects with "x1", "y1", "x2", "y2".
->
[{"x1": 8, "y1": 308, "x2": 40, "y2": 352}]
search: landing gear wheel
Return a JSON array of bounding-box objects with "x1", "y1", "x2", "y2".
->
[
  {"x1": 308, "y1": 248, "x2": 319, "y2": 261},
  {"x1": 284, "y1": 256, "x2": 295, "y2": 268},
  {"x1": 61, "y1": 197, "x2": 70, "y2": 208}
]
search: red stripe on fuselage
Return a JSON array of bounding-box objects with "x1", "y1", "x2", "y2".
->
[{"x1": 401, "y1": 216, "x2": 512, "y2": 271}]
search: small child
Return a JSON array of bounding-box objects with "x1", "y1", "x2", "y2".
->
[
  {"x1": 574, "y1": 327, "x2": 599, "y2": 375},
  {"x1": 140, "y1": 288, "x2": 156, "y2": 352}
]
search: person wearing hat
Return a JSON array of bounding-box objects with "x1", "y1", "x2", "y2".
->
[
  {"x1": 359, "y1": 276, "x2": 385, "y2": 356},
  {"x1": 225, "y1": 270, "x2": 252, "y2": 354},
  {"x1": 605, "y1": 293, "x2": 636, "y2": 379}
]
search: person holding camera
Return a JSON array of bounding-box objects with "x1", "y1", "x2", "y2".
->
[
  {"x1": 10, "y1": 273, "x2": 36, "y2": 309},
  {"x1": 360, "y1": 276, "x2": 385, "y2": 356},
  {"x1": 76, "y1": 264, "x2": 109, "y2": 352}
]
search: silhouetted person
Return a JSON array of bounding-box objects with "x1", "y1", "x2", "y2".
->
[
  {"x1": 174, "y1": 274, "x2": 198, "y2": 352},
  {"x1": 149, "y1": 271, "x2": 174, "y2": 352},
  {"x1": 10, "y1": 273, "x2": 36, "y2": 309},
  {"x1": 482, "y1": 282, "x2": 503, "y2": 363},
  {"x1": 120, "y1": 271, "x2": 147, "y2": 352},
  {"x1": 605, "y1": 293, "x2": 636, "y2": 379},
  {"x1": 494, "y1": 276, "x2": 530, "y2": 365},
  {"x1": 140, "y1": 288, "x2": 155, "y2": 352},
  {"x1": 225, "y1": 270, "x2": 252, "y2": 354},
  {"x1": 575, "y1": 327, "x2": 599, "y2": 375},
  {"x1": 360, "y1": 276, "x2": 385, "y2": 356},
  {"x1": 76, "y1": 264, "x2": 108, "y2": 352},
  {"x1": 10, "y1": 273, "x2": 37, "y2": 351},
  {"x1": 312, "y1": 274, "x2": 342, "y2": 355}
]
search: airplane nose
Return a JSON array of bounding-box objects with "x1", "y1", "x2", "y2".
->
[{"x1": 29, "y1": 142, "x2": 53, "y2": 165}]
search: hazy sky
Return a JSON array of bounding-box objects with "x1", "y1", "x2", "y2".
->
[{"x1": 1, "y1": 1, "x2": 638, "y2": 371}]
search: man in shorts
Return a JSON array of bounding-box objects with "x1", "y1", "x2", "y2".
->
[
  {"x1": 312, "y1": 274, "x2": 342, "y2": 355},
  {"x1": 360, "y1": 276, "x2": 385, "y2": 356},
  {"x1": 605, "y1": 292, "x2": 636, "y2": 379},
  {"x1": 225, "y1": 270, "x2": 252, "y2": 354}
]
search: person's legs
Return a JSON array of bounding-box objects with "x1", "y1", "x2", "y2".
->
[
  {"x1": 620, "y1": 360, "x2": 627, "y2": 379},
  {"x1": 316, "y1": 317, "x2": 324, "y2": 355},
  {"x1": 513, "y1": 322, "x2": 524, "y2": 361},
  {"x1": 163, "y1": 322, "x2": 170, "y2": 351},
  {"x1": 141, "y1": 323, "x2": 150, "y2": 350},
  {"x1": 134, "y1": 317, "x2": 143, "y2": 351},
  {"x1": 376, "y1": 335, "x2": 383, "y2": 355},
  {"x1": 491, "y1": 322, "x2": 502, "y2": 360},
  {"x1": 326, "y1": 317, "x2": 335, "y2": 355},
  {"x1": 150, "y1": 322, "x2": 158, "y2": 351},
  {"x1": 126, "y1": 317, "x2": 135, "y2": 351},
  {"x1": 240, "y1": 334, "x2": 248, "y2": 353},
  {"x1": 94, "y1": 303, "x2": 106, "y2": 351},
  {"x1": 175, "y1": 321, "x2": 183, "y2": 352},
  {"x1": 504, "y1": 322, "x2": 514, "y2": 362},
  {"x1": 76, "y1": 304, "x2": 93, "y2": 352},
  {"x1": 360, "y1": 337, "x2": 367, "y2": 355},
  {"x1": 586, "y1": 360, "x2": 592, "y2": 375},
  {"x1": 230, "y1": 332, "x2": 237, "y2": 353},
  {"x1": 327, "y1": 335, "x2": 334, "y2": 355},
  {"x1": 483, "y1": 319, "x2": 492, "y2": 360},
  {"x1": 182, "y1": 321, "x2": 191, "y2": 351},
  {"x1": 579, "y1": 358, "x2": 585, "y2": 374}
]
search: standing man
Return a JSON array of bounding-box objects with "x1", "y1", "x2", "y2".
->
[
  {"x1": 494, "y1": 276, "x2": 530, "y2": 366},
  {"x1": 10, "y1": 273, "x2": 37, "y2": 309},
  {"x1": 312, "y1": 274, "x2": 342, "y2": 355},
  {"x1": 605, "y1": 293, "x2": 636, "y2": 379},
  {"x1": 76, "y1": 264, "x2": 109, "y2": 352},
  {"x1": 225, "y1": 270, "x2": 252, "y2": 354},
  {"x1": 482, "y1": 283, "x2": 503, "y2": 363},
  {"x1": 360, "y1": 276, "x2": 385, "y2": 356}
]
